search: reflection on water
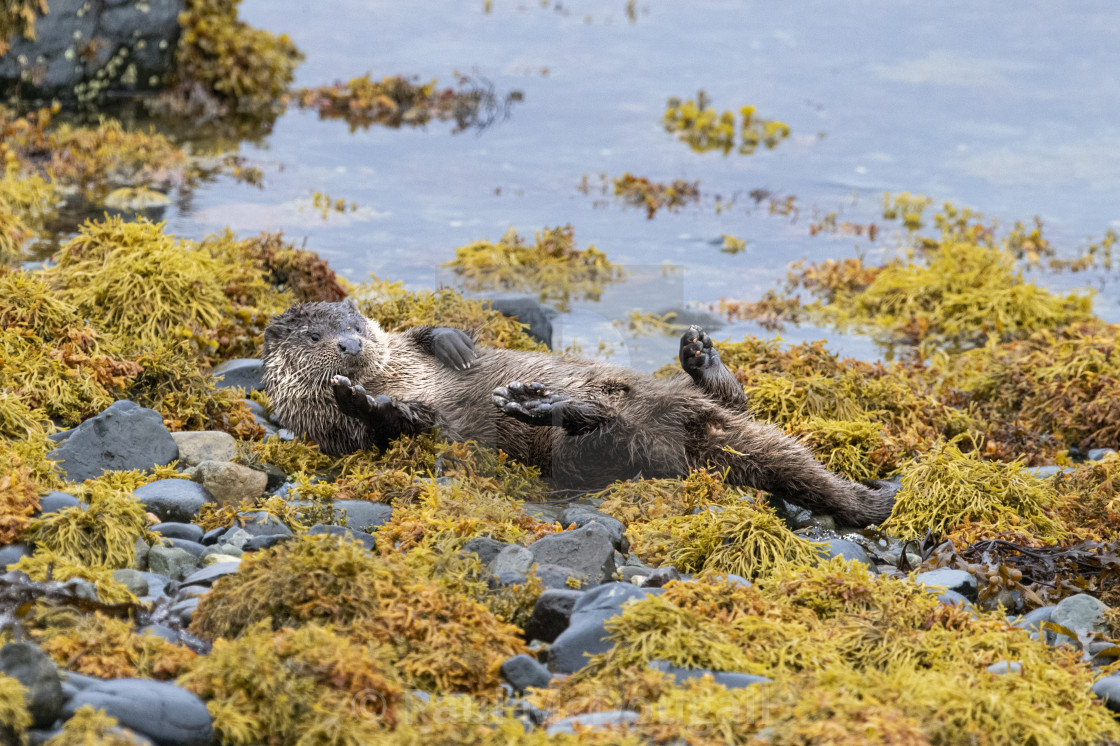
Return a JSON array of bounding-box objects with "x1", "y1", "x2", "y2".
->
[{"x1": 40, "y1": 1, "x2": 1120, "y2": 365}]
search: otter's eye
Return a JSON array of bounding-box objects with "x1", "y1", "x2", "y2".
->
[{"x1": 310, "y1": 332, "x2": 321, "y2": 343}]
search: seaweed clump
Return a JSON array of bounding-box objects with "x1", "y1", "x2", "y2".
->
[
  {"x1": 27, "y1": 611, "x2": 195, "y2": 679},
  {"x1": 26, "y1": 483, "x2": 155, "y2": 569},
  {"x1": 179, "y1": 621, "x2": 403, "y2": 745},
  {"x1": 663, "y1": 91, "x2": 790, "y2": 155},
  {"x1": 0, "y1": 673, "x2": 30, "y2": 746},
  {"x1": 173, "y1": 0, "x2": 303, "y2": 114},
  {"x1": 627, "y1": 500, "x2": 825, "y2": 579},
  {"x1": 189, "y1": 535, "x2": 527, "y2": 695},
  {"x1": 42, "y1": 706, "x2": 140, "y2": 746},
  {"x1": 532, "y1": 561, "x2": 1120, "y2": 744},
  {"x1": 443, "y1": 225, "x2": 622, "y2": 311},
  {"x1": 882, "y1": 440, "x2": 1063, "y2": 541},
  {"x1": 612, "y1": 173, "x2": 700, "y2": 218}
]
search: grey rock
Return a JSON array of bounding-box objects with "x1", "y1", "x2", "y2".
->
[
  {"x1": 169, "y1": 597, "x2": 200, "y2": 626},
  {"x1": 200, "y1": 527, "x2": 226, "y2": 546},
  {"x1": 648, "y1": 660, "x2": 770, "y2": 689},
  {"x1": 461, "y1": 537, "x2": 508, "y2": 566},
  {"x1": 548, "y1": 582, "x2": 664, "y2": 673},
  {"x1": 210, "y1": 358, "x2": 264, "y2": 392},
  {"x1": 139, "y1": 572, "x2": 172, "y2": 599},
  {"x1": 170, "y1": 431, "x2": 236, "y2": 467},
  {"x1": 242, "y1": 534, "x2": 294, "y2": 551},
  {"x1": 936, "y1": 589, "x2": 974, "y2": 609},
  {"x1": 0, "y1": 543, "x2": 32, "y2": 569},
  {"x1": 1089, "y1": 448, "x2": 1118, "y2": 461},
  {"x1": 1093, "y1": 675, "x2": 1120, "y2": 712},
  {"x1": 147, "y1": 545, "x2": 198, "y2": 580},
  {"x1": 181, "y1": 562, "x2": 240, "y2": 588},
  {"x1": 1051, "y1": 593, "x2": 1110, "y2": 647},
  {"x1": 986, "y1": 660, "x2": 1023, "y2": 675},
  {"x1": 1011, "y1": 605, "x2": 1056, "y2": 643},
  {"x1": 164, "y1": 538, "x2": 206, "y2": 558},
  {"x1": 220, "y1": 528, "x2": 253, "y2": 550},
  {"x1": 528, "y1": 523, "x2": 616, "y2": 585},
  {"x1": 333, "y1": 499, "x2": 393, "y2": 530},
  {"x1": 152, "y1": 523, "x2": 204, "y2": 543},
  {"x1": 140, "y1": 624, "x2": 180, "y2": 643},
  {"x1": 643, "y1": 566, "x2": 682, "y2": 588},
  {"x1": 1025, "y1": 465, "x2": 1066, "y2": 479},
  {"x1": 223, "y1": 511, "x2": 291, "y2": 540},
  {"x1": 38, "y1": 491, "x2": 80, "y2": 515},
  {"x1": 560, "y1": 507, "x2": 627, "y2": 551},
  {"x1": 134, "y1": 480, "x2": 212, "y2": 523},
  {"x1": 0, "y1": 643, "x2": 63, "y2": 728},
  {"x1": 822, "y1": 539, "x2": 879, "y2": 573},
  {"x1": 307, "y1": 524, "x2": 375, "y2": 550},
  {"x1": 111, "y1": 569, "x2": 149, "y2": 597},
  {"x1": 192, "y1": 461, "x2": 268, "y2": 505},
  {"x1": 619, "y1": 566, "x2": 651, "y2": 585},
  {"x1": 488, "y1": 297, "x2": 557, "y2": 348},
  {"x1": 501, "y1": 654, "x2": 553, "y2": 693},
  {"x1": 533, "y1": 563, "x2": 582, "y2": 590},
  {"x1": 546, "y1": 710, "x2": 638, "y2": 736},
  {"x1": 525, "y1": 589, "x2": 583, "y2": 643},
  {"x1": 61, "y1": 578, "x2": 98, "y2": 602},
  {"x1": 133, "y1": 536, "x2": 149, "y2": 571},
  {"x1": 491, "y1": 545, "x2": 534, "y2": 576},
  {"x1": 50, "y1": 401, "x2": 178, "y2": 482},
  {"x1": 916, "y1": 568, "x2": 978, "y2": 602},
  {"x1": 63, "y1": 679, "x2": 212, "y2": 746}
]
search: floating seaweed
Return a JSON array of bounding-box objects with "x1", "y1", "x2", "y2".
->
[
  {"x1": 663, "y1": 92, "x2": 790, "y2": 156},
  {"x1": 611, "y1": 173, "x2": 700, "y2": 218}
]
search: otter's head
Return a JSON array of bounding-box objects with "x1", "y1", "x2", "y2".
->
[{"x1": 261, "y1": 300, "x2": 387, "y2": 403}]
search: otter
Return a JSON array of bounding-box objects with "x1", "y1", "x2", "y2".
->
[{"x1": 262, "y1": 301, "x2": 897, "y2": 526}]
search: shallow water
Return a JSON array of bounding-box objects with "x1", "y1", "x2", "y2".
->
[{"x1": 116, "y1": 1, "x2": 1120, "y2": 366}]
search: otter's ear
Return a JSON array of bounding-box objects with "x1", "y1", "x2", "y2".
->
[{"x1": 344, "y1": 297, "x2": 359, "y2": 311}]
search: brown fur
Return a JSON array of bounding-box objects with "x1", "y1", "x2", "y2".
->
[{"x1": 262, "y1": 302, "x2": 896, "y2": 526}]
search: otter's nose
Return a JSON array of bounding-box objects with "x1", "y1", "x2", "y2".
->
[{"x1": 337, "y1": 335, "x2": 363, "y2": 356}]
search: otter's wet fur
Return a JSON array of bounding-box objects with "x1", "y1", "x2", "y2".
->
[{"x1": 262, "y1": 301, "x2": 896, "y2": 526}]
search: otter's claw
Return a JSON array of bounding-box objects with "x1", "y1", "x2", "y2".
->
[
  {"x1": 679, "y1": 324, "x2": 720, "y2": 381},
  {"x1": 431, "y1": 327, "x2": 477, "y2": 371},
  {"x1": 492, "y1": 381, "x2": 569, "y2": 425}
]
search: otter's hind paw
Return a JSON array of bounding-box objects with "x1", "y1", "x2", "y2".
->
[
  {"x1": 492, "y1": 381, "x2": 569, "y2": 425},
  {"x1": 680, "y1": 324, "x2": 720, "y2": 381}
]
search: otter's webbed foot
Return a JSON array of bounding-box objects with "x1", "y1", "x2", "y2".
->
[
  {"x1": 679, "y1": 325, "x2": 749, "y2": 409},
  {"x1": 492, "y1": 381, "x2": 608, "y2": 435},
  {"x1": 332, "y1": 375, "x2": 441, "y2": 448},
  {"x1": 431, "y1": 327, "x2": 476, "y2": 371}
]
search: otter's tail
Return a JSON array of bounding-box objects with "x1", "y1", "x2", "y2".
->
[{"x1": 697, "y1": 416, "x2": 897, "y2": 526}]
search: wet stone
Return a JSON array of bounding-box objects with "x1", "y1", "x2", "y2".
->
[
  {"x1": 491, "y1": 545, "x2": 533, "y2": 577},
  {"x1": 242, "y1": 534, "x2": 295, "y2": 552},
  {"x1": 916, "y1": 568, "x2": 978, "y2": 602},
  {"x1": 62, "y1": 679, "x2": 212, "y2": 746},
  {"x1": 37, "y1": 491, "x2": 80, "y2": 515},
  {"x1": 111, "y1": 569, "x2": 149, "y2": 597},
  {"x1": 548, "y1": 582, "x2": 664, "y2": 674},
  {"x1": 0, "y1": 642, "x2": 63, "y2": 729},
  {"x1": 559, "y1": 507, "x2": 627, "y2": 551},
  {"x1": 528, "y1": 523, "x2": 616, "y2": 586},
  {"x1": 192, "y1": 461, "x2": 268, "y2": 506},
  {"x1": 1051, "y1": 593, "x2": 1110, "y2": 647},
  {"x1": 0, "y1": 543, "x2": 32, "y2": 569},
  {"x1": 147, "y1": 545, "x2": 198, "y2": 581},
  {"x1": 333, "y1": 500, "x2": 393, "y2": 530},
  {"x1": 461, "y1": 536, "x2": 508, "y2": 566},
  {"x1": 546, "y1": 710, "x2": 639, "y2": 736},
  {"x1": 170, "y1": 431, "x2": 236, "y2": 467},
  {"x1": 134, "y1": 480, "x2": 212, "y2": 523},
  {"x1": 648, "y1": 660, "x2": 771, "y2": 689},
  {"x1": 501, "y1": 654, "x2": 553, "y2": 693},
  {"x1": 524, "y1": 589, "x2": 583, "y2": 643},
  {"x1": 822, "y1": 539, "x2": 879, "y2": 573},
  {"x1": 152, "y1": 523, "x2": 205, "y2": 543},
  {"x1": 50, "y1": 401, "x2": 178, "y2": 482}
]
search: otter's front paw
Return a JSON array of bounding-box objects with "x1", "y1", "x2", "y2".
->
[
  {"x1": 679, "y1": 325, "x2": 720, "y2": 381},
  {"x1": 431, "y1": 327, "x2": 476, "y2": 371},
  {"x1": 492, "y1": 381, "x2": 568, "y2": 425},
  {"x1": 332, "y1": 375, "x2": 392, "y2": 420}
]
